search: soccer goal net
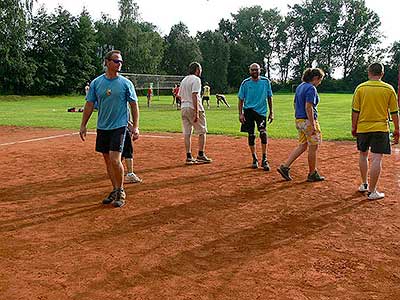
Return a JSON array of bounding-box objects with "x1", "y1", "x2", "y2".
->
[{"x1": 122, "y1": 73, "x2": 185, "y2": 91}]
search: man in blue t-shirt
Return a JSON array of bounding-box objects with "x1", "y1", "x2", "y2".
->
[
  {"x1": 238, "y1": 63, "x2": 274, "y2": 171},
  {"x1": 79, "y1": 50, "x2": 140, "y2": 208}
]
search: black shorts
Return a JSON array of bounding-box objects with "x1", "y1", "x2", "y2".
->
[
  {"x1": 96, "y1": 126, "x2": 127, "y2": 154},
  {"x1": 240, "y1": 109, "x2": 267, "y2": 134},
  {"x1": 202, "y1": 96, "x2": 210, "y2": 101},
  {"x1": 357, "y1": 132, "x2": 391, "y2": 154},
  {"x1": 122, "y1": 131, "x2": 134, "y2": 159}
]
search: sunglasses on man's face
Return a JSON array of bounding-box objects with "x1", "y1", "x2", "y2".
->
[
  {"x1": 250, "y1": 68, "x2": 260, "y2": 71},
  {"x1": 109, "y1": 59, "x2": 123, "y2": 64}
]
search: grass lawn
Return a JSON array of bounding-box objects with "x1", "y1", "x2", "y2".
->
[{"x1": 0, "y1": 93, "x2": 357, "y2": 140}]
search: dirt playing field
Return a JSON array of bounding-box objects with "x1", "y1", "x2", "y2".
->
[{"x1": 1, "y1": 126, "x2": 400, "y2": 300}]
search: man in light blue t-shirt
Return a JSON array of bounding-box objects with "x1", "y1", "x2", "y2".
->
[
  {"x1": 238, "y1": 63, "x2": 274, "y2": 171},
  {"x1": 79, "y1": 50, "x2": 140, "y2": 208}
]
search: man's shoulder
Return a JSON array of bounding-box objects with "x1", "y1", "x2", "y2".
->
[
  {"x1": 240, "y1": 77, "x2": 252, "y2": 86},
  {"x1": 260, "y1": 76, "x2": 270, "y2": 82},
  {"x1": 92, "y1": 74, "x2": 105, "y2": 84},
  {"x1": 118, "y1": 75, "x2": 134, "y2": 86}
]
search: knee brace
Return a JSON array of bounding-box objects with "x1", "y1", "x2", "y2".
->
[
  {"x1": 260, "y1": 131, "x2": 267, "y2": 144},
  {"x1": 248, "y1": 133, "x2": 256, "y2": 146}
]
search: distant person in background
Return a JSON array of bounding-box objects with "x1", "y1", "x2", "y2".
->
[
  {"x1": 172, "y1": 84, "x2": 177, "y2": 106},
  {"x1": 351, "y1": 62, "x2": 399, "y2": 200},
  {"x1": 79, "y1": 50, "x2": 140, "y2": 208},
  {"x1": 147, "y1": 85, "x2": 153, "y2": 108},
  {"x1": 85, "y1": 82, "x2": 90, "y2": 96},
  {"x1": 216, "y1": 94, "x2": 230, "y2": 108},
  {"x1": 238, "y1": 63, "x2": 274, "y2": 171},
  {"x1": 178, "y1": 62, "x2": 212, "y2": 165},
  {"x1": 202, "y1": 82, "x2": 211, "y2": 109},
  {"x1": 277, "y1": 68, "x2": 325, "y2": 182},
  {"x1": 174, "y1": 83, "x2": 181, "y2": 110}
]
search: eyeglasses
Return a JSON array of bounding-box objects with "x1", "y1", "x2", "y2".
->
[
  {"x1": 250, "y1": 68, "x2": 260, "y2": 71},
  {"x1": 109, "y1": 59, "x2": 123, "y2": 64}
]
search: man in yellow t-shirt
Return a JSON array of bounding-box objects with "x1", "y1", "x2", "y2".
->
[
  {"x1": 352, "y1": 62, "x2": 399, "y2": 200},
  {"x1": 202, "y1": 82, "x2": 211, "y2": 109}
]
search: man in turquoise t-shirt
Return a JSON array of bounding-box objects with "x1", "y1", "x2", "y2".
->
[
  {"x1": 79, "y1": 50, "x2": 140, "y2": 208},
  {"x1": 238, "y1": 63, "x2": 274, "y2": 171}
]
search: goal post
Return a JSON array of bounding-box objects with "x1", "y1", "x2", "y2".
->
[{"x1": 122, "y1": 73, "x2": 185, "y2": 100}]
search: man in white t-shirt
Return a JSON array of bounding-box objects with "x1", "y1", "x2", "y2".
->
[{"x1": 178, "y1": 62, "x2": 212, "y2": 165}]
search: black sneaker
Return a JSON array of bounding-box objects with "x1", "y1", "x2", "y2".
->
[
  {"x1": 277, "y1": 165, "x2": 292, "y2": 181},
  {"x1": 261, "y1": 159, "x2": 270, "y2": 171},
  {"x1": 307, "y1": 170, "x2": 325, "y2": 182},
  {"x1": 196, "y1": 155, "x2": 212, "y2": 164},
  {"x1": 113, "y1": 189, "x2": 126, "y2": 208},
  {"x1": 252, "y1": 159, "x2": 259, "y2": 169},
  {"x1": 102, "y1": 189, "x2": 118, "y2": 204}
]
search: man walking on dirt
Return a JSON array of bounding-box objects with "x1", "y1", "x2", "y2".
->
[
  {"x1": 79, "y1": 50, "x2": 140, "y2": 208},
  {"x1": 352, "y1": 62, "x2": 399, "y2": 200}
]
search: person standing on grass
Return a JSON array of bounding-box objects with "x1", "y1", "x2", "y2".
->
[
  {"x1": 178, "y1": 62, "x2": 212, "y2": 165},
  {"x1": 277, "y1": 68, "x2": 325, "y2": 182},
  {"x1": 79, "y1": 50, "x2": 139, "y2": 208},
  {"x1": 238, "y1": 63, "x2": 274, "y2": 171},
  {"x1": 202, "y1": 82, "x2": 211, "y2": 109},
  {"x1": 351, "y1": 62, "x2": 399, "y2": 200}
]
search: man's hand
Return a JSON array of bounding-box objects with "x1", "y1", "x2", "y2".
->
[
  {"x1": 268, "y1": 111, "x2": 274, "y2": 123},
  {"x1": 239, "y1": 113, "x2": 246, "y2": 124},
  {"x1": 393, "y1": 129, "x2": 399, "y2": 144},
  {"x1": 131, "y1": 127, "x2": 140, "y2": 141},
  {"x1": 79, "y1": 126, "x2": 87, "y2": 141},
  {"x1": 351, "y1": 126, "x2": 357, "y2": 137}
]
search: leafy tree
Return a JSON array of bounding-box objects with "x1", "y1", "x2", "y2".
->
[
  {"x1": 162, "y1": 22, "x2": 202, "y2": 75},
  {"x1": 94, "y1": 14, "x2": 118, "y2": 73},
  {"x1": 337, "y1": 0, "x2": 381, "y2": 79},
  {"x1": 65, "y1": 10, "x2": 97, "y2": 93},
  {"x1": 227, "y1": 42, "x2": 259, "y2": 89},
  {"x1": 197, "y1": 30, "x2": 230, "y2": 93},
  {"x1": 221, "y1": 6, "x2": 282, "y2": 78},
  {"x1": 0, "y1": 0, "x2": 35, "y2": 93}
]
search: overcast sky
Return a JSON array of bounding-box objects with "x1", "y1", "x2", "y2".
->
[{"x1": 35, "y1": 0, "x2": 399, "y2": 46}]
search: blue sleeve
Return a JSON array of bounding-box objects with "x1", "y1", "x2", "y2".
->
[
  {"x1": 126, "y1": 80, "x2": 138, "y2": 102},
  {"x1": 305, "y1": 86, "x2": 317, "y2": 104},
  {"x1": 86, "y1": 81, "x2": 97, "y2": 103},
  {"x1": 267, "y1": 80, "x2": 273, "y2": 97},
  {"x1": 238, "y1": 82, "x2": 246, "y2": 100}
]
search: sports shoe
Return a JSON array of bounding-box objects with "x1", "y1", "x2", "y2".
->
[
  {"x1": 277, "y1": 165, "x2": 292, "y2": 181},
  {"x1": 252, "y1": 159, "x2": 259, "y2": 169},
  {"x1": 367, "y1": 191, "x2": 385, "y2": 200},
  {"x1": 125, "y1": 172, "x2": 142, "y2": 184},
  {"x1": 358, "y1": 183, "x2": 368, "y2": 193},
  {"x1": 196, "y1": 155, "x2": 212, "y2": 164},
  {"x1": 262, "y1": 159, "x2": 270, "y2": 171},
  {"x1": 307, "y1": 170, "x2": 325, "y2": 182},
  {"x1": 102, "y1": 189, "x2": 118, "y2": 204},
  {"x1": 185, "y1": 157, "x2": 197, "y2": 165},
  {"x1": 113, "y1": 188, "x2": 126, "y2": 208}
]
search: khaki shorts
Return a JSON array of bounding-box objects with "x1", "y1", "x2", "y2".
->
[
  {"x1": 295, "y1": 119, "x2": 322, "y2": 145},
  {"x1": 181, "y1": 107, "x2": 208, "y2": 135}
]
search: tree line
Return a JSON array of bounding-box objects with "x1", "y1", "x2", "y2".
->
[{"x1": 0, "y1": 0, "x2": 399, "y2": 95}]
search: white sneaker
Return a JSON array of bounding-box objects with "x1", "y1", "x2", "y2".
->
[
  {"x1": 125, "y1": 173, "x2": 142, "y2": 184},
  {"x1": 367, "y1": 191, "x2": 385, "y2": 200},
  {"x1": 358, "y1": 183, "x2": 368, "y2": 192}
]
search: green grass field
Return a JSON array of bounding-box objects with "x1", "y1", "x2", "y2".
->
[{"x1": 0, "y1": 93, "x2": 356, "y2": 140}]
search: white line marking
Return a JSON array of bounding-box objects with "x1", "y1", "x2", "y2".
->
[{"x1": 0, "y1": 132, "x2": 173, "y2": 146}]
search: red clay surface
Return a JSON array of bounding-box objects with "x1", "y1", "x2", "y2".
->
[{"x1": 1, "y1": 126, "x2": 400, "y2": 300}]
